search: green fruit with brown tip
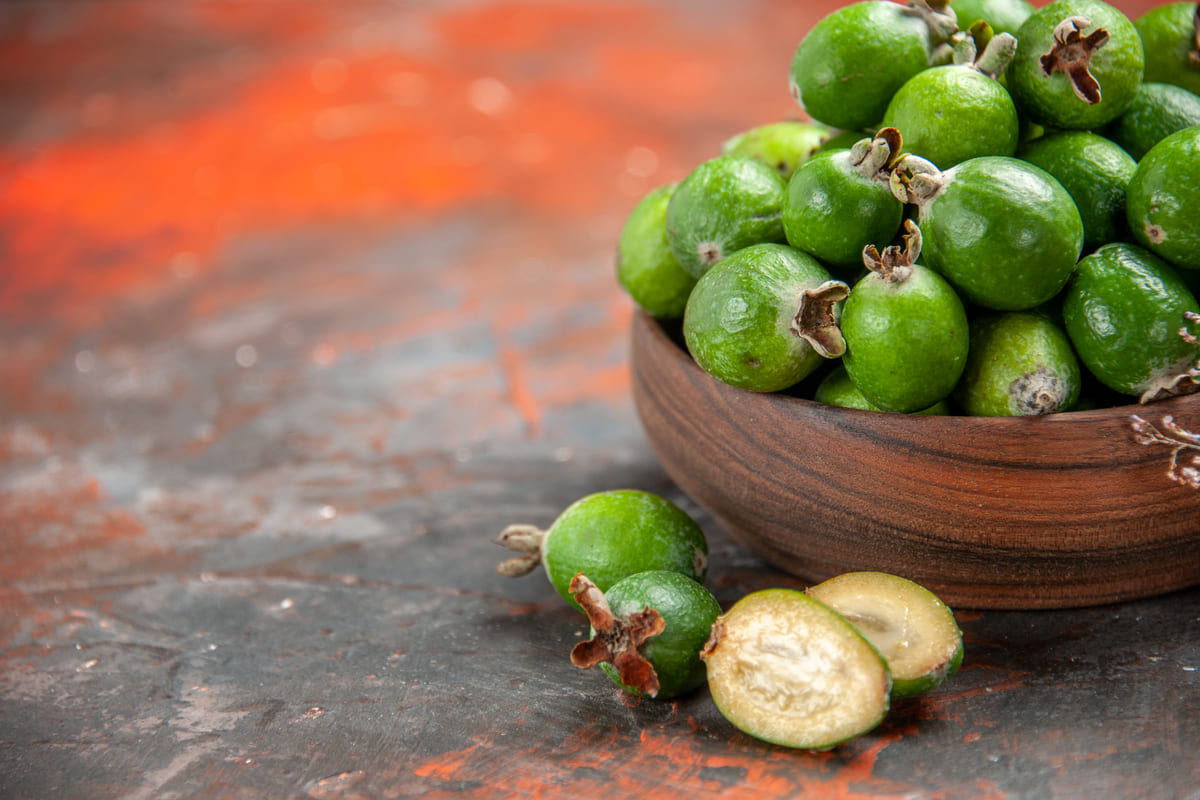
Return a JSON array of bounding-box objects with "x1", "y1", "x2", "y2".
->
[
  {"x1": 1008, "y1": 0, "x2": 1145, "y2": 130},
  {"x1": 839, "y1": 222, "x2": 971, "y2": 413},
  {"x1": 1061, "y1": 242, "x2": 1200, "y2": 400},
  {"x1": 789, "y1": 0, "x2": 957, "y2": 131},
  {"x1": 955, "y1": 311, "x2": 1082, "y2": 416},
  {"x1": 683, "y1": 244, "x2": 847, "y2": 393},
  {"x1": 1135, "y1": 2, "x2": 1200, "y2": 96},
  {"x1": 570, "y1": 571, "x2": 722, "y2": 700},
  {"x1": 815, "y1": 364, "x2": 950, "y2": 414},
  {"x1": 665, "y1": 155, "x2": 788, "y2": 279},
  {"x1": 1126, "y1": 125, "x2": 1200, "y2": 270},
  {"x1": 495, "y1": 489, "x2": 709, "y2": 612},
  {"x1": 616, "y1": 183, "x2": 697, "y2": 319}
]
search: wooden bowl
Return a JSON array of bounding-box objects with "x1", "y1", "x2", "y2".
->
[{"x1": 630, "y1": 310, "x2": 1200, "y2": 609}]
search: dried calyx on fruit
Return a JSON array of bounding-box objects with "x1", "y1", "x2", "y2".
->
[{"x1": 1040, "y1": 15, "x2": 1112, "y2": 104}]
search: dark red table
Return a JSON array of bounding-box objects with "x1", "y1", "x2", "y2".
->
[{"x1": 2, "y1": 1, "x2": 1197, "y2": 798}]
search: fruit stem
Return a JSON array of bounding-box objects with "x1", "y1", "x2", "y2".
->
[
  {"x1": 888, "y1": 153, "x2": 946, "y2": 209},
  {"x1": 568, "y1": 573, "x2": 665, "y2": 697},
  {"x1": 1138, "y1": 312, "x2": 1200, "y2": 403},
  {"x1": 973, "y1": 29, "x2": 1018, "y2": 79},
  {"x1": 862, "y1": 219, "x2": 922, "y2": 284},
  {"x1": 494, "y1": 523, "x2": 547, "y2": 577},
  {"x1": 905, "y1": 0, "x2": 961, "y2": 46},
  {"x1": 1039, "y1": 16, "x2": 1110, "y2": 105},
  {"x1": 849, "y1": 127, "x2": 904, "y2": 181},
  {"x1": 793, "y1": 279, "x2": 850, "y2": 358}
]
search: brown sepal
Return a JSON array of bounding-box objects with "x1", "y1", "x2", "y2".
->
[
  {"x1": 1039, "y1": 16, "x2": 1110, "y2": 105},
  {"x1": 568, "y1": 573, "x2": 665, "y2": 697}
]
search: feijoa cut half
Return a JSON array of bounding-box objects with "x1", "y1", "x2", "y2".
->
[
  {"x1": 700, "y1": 588, "x2": 891, "y2": 750},
  {"x1": 570, "y1": 571, "x2": 722, "y2": 700},
  {"x1": 805, "y1": 572, "x2": 964, "y2": 699},
  {"x1": 495, "y1": 489, "x2": 709, "y2": 612}
]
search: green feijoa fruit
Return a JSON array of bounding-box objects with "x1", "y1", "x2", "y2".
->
[
  {"x1": 893, "y1": 154, "x2": 1084, "y2": 310},
  {"x1": 950, "y1": 0, "x2": 1035, "y2": 36},
  {"x1": 840, "y1": 222, "x2": 970, "y2": 413},
  {"x1": 665, "y1": 155, "x2": 787, "y2": 279},
  {"x1": 722, "y1": 120, "x2": 833, "y2": 181},
  {"x1": 1126, "y1": 126, "x2": 1200, "y2": 270},
  {"x1": 1008, "y1": 0, "x2": 1145, "y2": 130},
  {"x1": 806, "y1": 571, "x2": 963, "y2": 700},
  {"x1": 700, "y1": 588, "x2": 891, "y2": 751},
  {"x1": 495, "y1": 489, "x2": 708, "y2": 612},
  {"x1": 616, "y1": 184, "x2": 697, "y2": 319},
  {"x1": 1061, "y1": 242, "x2": 1200, "y2": 400},
  {"x1": 683, "y1": 243, "x2": 848, "y2": 392},
  {"x1": 782, "y1": 129, "x2": 904, "y2": 270},
  {"x1": 569, "y1": 571, "x2": 721, "y2": 700},
  {"x1": 1105, "y1": 82, "x2": 1200, "y2": 161},
  {"x1": 1018, "y1": 131, "x2": 1136, "y2": 250},
  {"x1": 1135, "y1": 2, "x2": 1200, "y2": 96},
  {"x1": 814, "y1": 364, "x2": 950, "y2": 414},
  {"x1": 789, "y1": 1, "x2": 958, "y2": 131},
  {"x1": 881, "y1": 31, "x2": 1021, "y2": 168},
  {"x1": 955, "y1": 311, "x2": 1082, "y2": 416}
]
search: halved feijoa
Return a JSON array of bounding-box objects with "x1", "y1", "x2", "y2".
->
[
  {"x1": 805, "y1": 572, "x2": 964, "y2": 699},
  {"x1": 700, "y1": 588, "x2": 891, "y2": 750}
]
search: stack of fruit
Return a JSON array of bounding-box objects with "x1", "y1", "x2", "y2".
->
[
  {"x1": 617, "y1": 0, "x2": 1200, "y2": 417},
  {"x1": 497, "y1": 489, "x2": 965, "y2": 749}
]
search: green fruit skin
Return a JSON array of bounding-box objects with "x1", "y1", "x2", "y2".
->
[
  {"x1": 1018, "y1": 131, "x2": 1136, "y2": 251},
  {"x1": 1135, "y1": 2, "x2": 1200, "y2": 96},
  {"x1": 1061, "y1": 242, "x2": 1200, "y2": 397},
  {"x1": 955, "y1": 311, "x2": 1082, "y2": 416},
  {"x1": 790, "y1": 1, "x2": 935, "y2": 131},
  {"x1": 722, "y1": 121, "x2": 833, "y2": 182},
  {"x1": 617, "y1": 184, "x2": 697, "y2": 319},
  {"x1": 1126, "y1": 126, "x2": 1200, "y2": 270},
  {"x1": 1008, "y1": 0, "x2": 1145, "y2": 130},
  {"x1": 1105, "y1": 82, "x2": 1200, "y2": 161},
  {"x1": 841, "y1": 265, "x2": 971, "y2": 413},
  {"x1": 882, "y1": 65, "x2": 1020, "y2": 169},
  {"x1": 543, "y1": 490, "x2": 709, "y2": 611},
  {"x1": 665, "y1": 155, "x2": 788, "y2": 279},
  {"x1": 892, "y1": 645, "x2": 964, "y2": 700},
  {"x1": 683, "y1": 244, "x2": 838, "y2": 392},
  {"x1": 919, "y1": 156, "x2": 1084, "y2": 311},
  {"x1": 782, "y1": 150, "x2": 904, "y2": 269},
  {"x1": 814, "y1": 364, "x2": 949, "y2": 414},
  {"x1": 597, "y1": 571, "x2": 723, "y2": 700},
  {"x1": 950, "y1": 0, "x2": 1035, "y2": 36}
]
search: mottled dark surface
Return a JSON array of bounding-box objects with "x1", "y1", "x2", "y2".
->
[{"x1": 1, "y1": 1, "x2": 1197, "y2": 798}]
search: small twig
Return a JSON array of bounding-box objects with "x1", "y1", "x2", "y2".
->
[{"x1": 1131, "y1": 414, "x2": 1200, "y2": 489}]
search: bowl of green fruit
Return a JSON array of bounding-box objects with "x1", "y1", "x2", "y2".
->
[{"x1": 620, "y1": 0, "x2": 1200, "y2": 609}]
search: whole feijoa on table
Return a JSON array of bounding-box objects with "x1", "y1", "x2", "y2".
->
[
  {"x1": 569, "y1": 570, "x2": 722, "y2": 700},
  {"x1": 495, "y1": 489, "x2": 708, "y2": 612},
  {"x1": 683, "y1": 243, "x2": 848, "y2": 392}
]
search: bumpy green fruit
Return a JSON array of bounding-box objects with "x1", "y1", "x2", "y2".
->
[
  {"x1": 1135, "y1": 2, "x2": 1200, "y2": 96},
  {"x1": 1126, "y1": 126, "x2": 1200, "y2": 270},
  {"x1": 616, "y1": 184, "x2": 697, "y2": 319},
  {"x1": 722, "y1": 120, "x2": 833, "y2": 181},
  {"x1": 1105, "y1": 82, "x2": 1200, "y2": 161}
]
